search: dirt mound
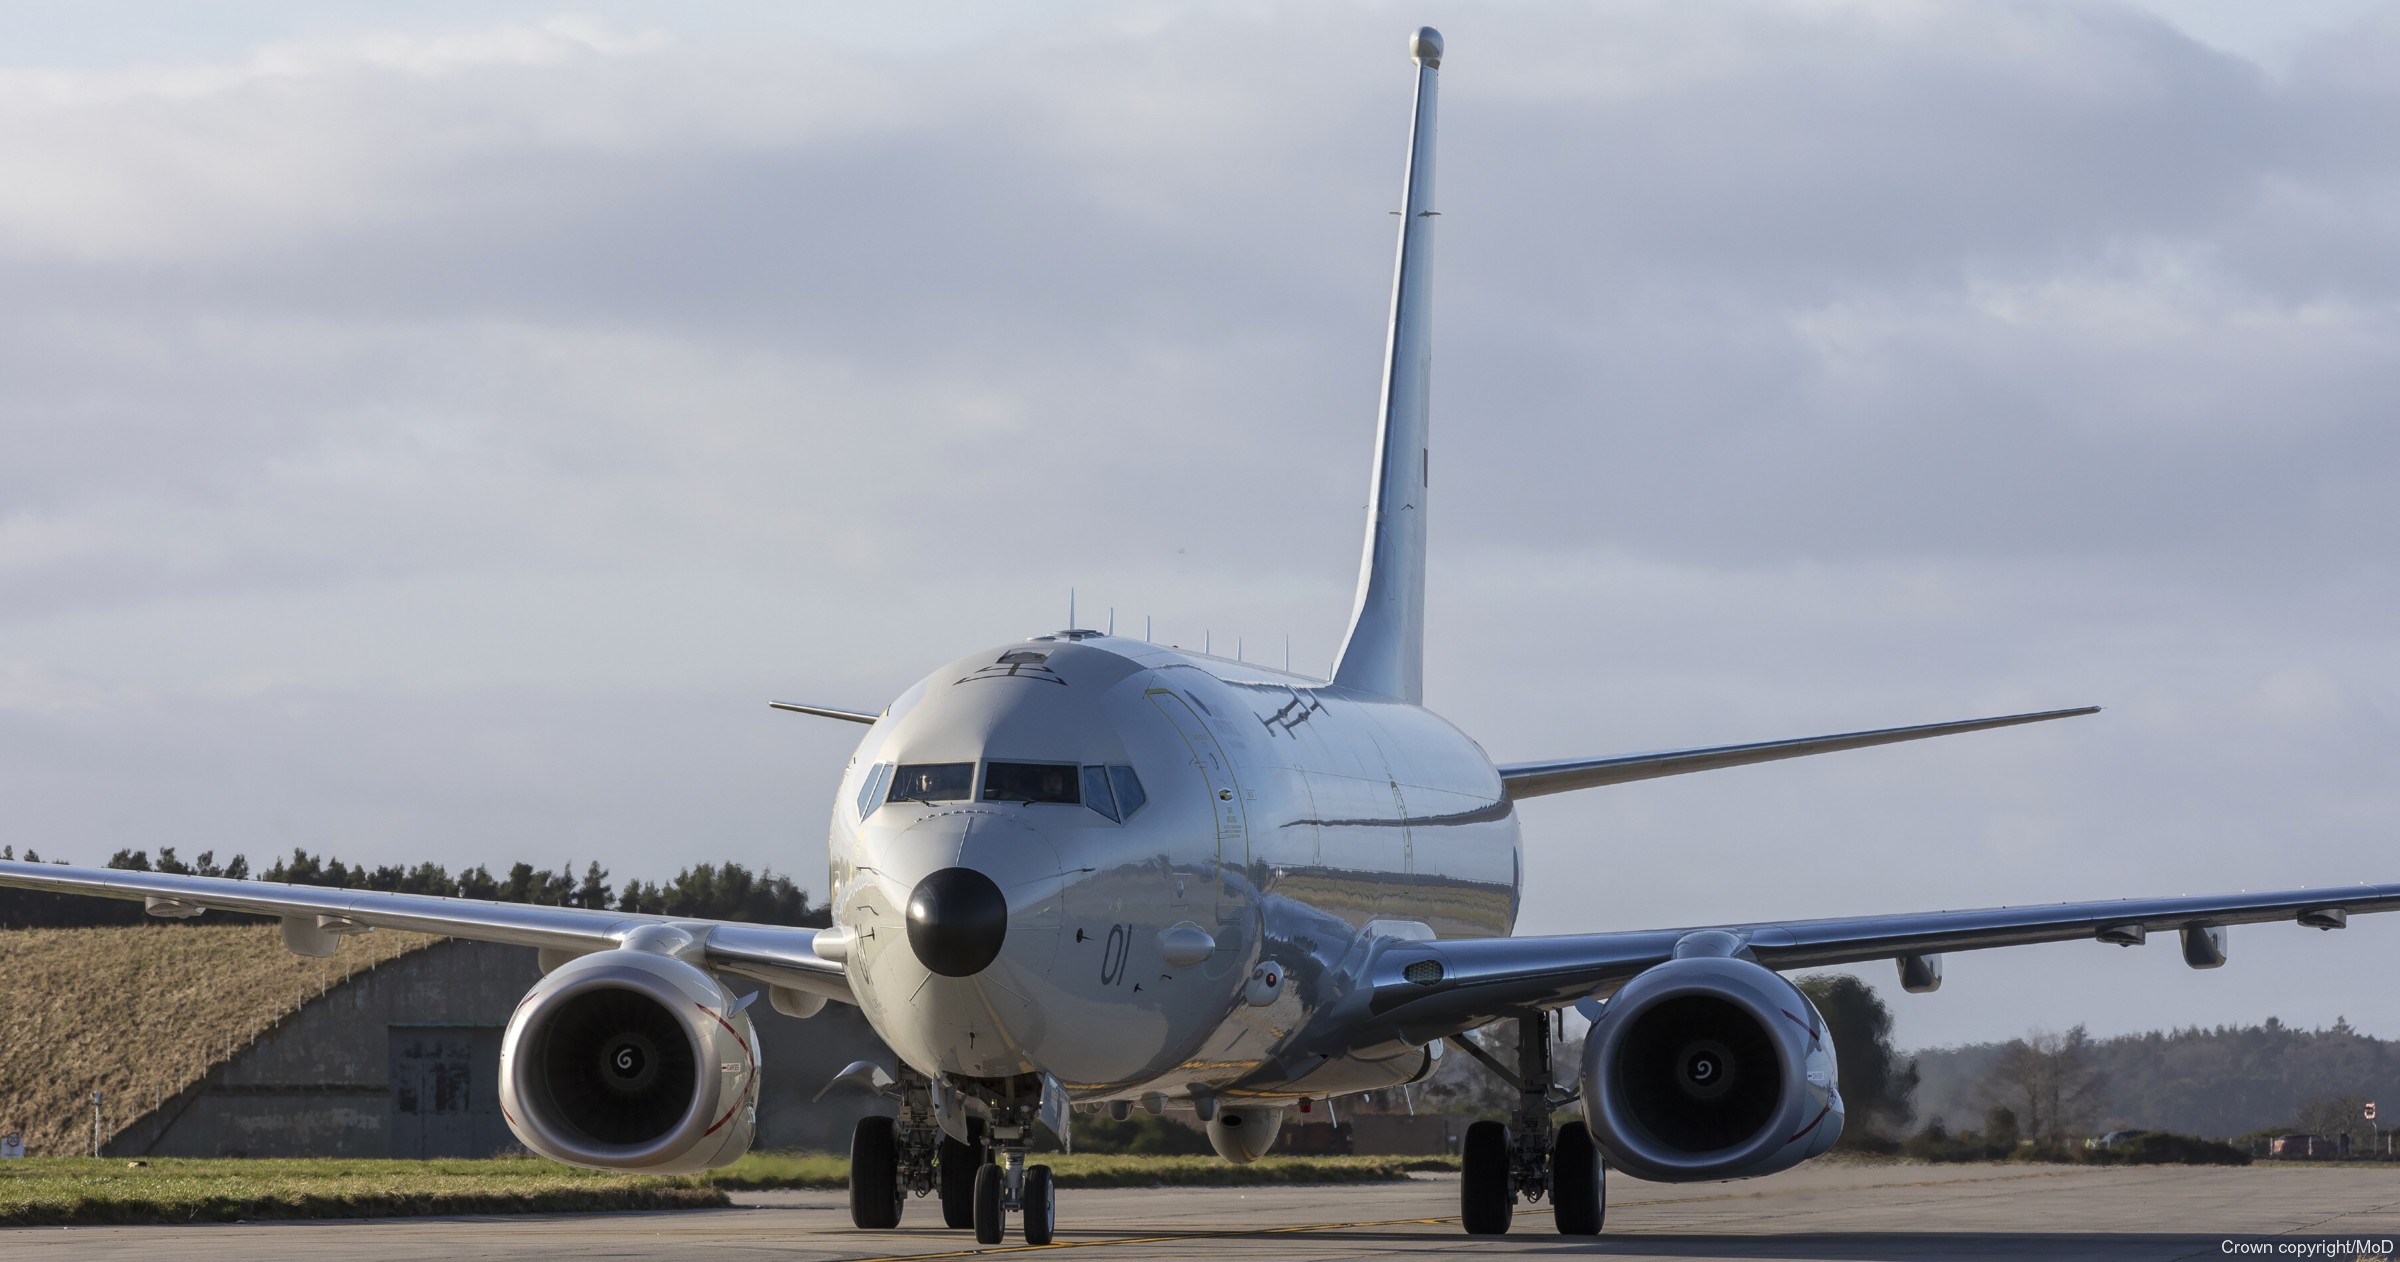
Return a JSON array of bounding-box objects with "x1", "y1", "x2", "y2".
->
[{"x1": 0, "y1": 924, "x2": 435, "y2": 1157}]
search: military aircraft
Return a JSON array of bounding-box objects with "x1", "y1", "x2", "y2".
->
[{"x1": 7, "y1": 25, "x2": 2397, "y2": 1245}]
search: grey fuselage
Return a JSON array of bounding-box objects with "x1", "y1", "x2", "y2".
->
[{"x1": 830, "y1": 632, "x2": 1518, "y2": 1103}]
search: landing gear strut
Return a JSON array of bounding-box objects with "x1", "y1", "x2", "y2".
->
[{"x1": 1452, "y1": 1010, "x2": 1606, "y2": 1236}]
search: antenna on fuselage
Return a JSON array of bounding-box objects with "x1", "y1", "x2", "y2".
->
[
  {"x1": 1108, "y1": 607, "x2": 1115, "y2": 635},
  {"x1": 1330, "y1": 27, "x2": 1442, "y2": 706},
  {"x1": 1069, "y1": 587, "x2": 1077, "y2": 629},
  {"x1": 1146, "y1": 615, "x2": 1153, "y2": 642}
]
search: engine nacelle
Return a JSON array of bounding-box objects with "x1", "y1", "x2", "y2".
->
[
  {"x1": 1580, "y1": 955, "x2": 1843, "y2": 1182},
  {"x1": 498, "y1": 946, "x2": 760, "y2": 1173}
]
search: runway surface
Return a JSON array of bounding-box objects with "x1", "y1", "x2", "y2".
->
[{"x1": 10, "y1": 1162, "x2": 2400, "y2": 1260}]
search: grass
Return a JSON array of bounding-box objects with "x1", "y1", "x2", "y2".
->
[
  {"x1": 0, "y1": 1152, "x2": 1461, "y2": 1225},
  {"x1": 699, "y1": 1150, "x2": 1462, "y2": 1190},
  {"x1": 0, "y1": 1157, "x2": 726, "y2": 1226},
  {"x1": 0, "y1": 925, "x2": 441, "y2": 1158}
]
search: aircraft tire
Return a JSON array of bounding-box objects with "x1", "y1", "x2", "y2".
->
[
  {"x1": 972, "y1": 1162, "x2": 1006, "y2": 1244},
  {"x1": 1460, "y1": 1120, "x2": 1514, "y2": 1235},
  {"x1": 939, "y1": 1134, "x2": 979, "y2": 1228},
  {"x1": 849, "y1": 1116, "x2": 903, "y2": 1229},
  {"x1": 1021, "y1": 1164, "x2": 1056, "y2": 1245},
  {"x1": 1551, "y1": 1120, "x2": 1605, "y2": 1235}
]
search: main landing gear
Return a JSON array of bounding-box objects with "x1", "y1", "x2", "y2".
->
[
  {"x1": 845, "y1": 1068, "x2": 1056, "y2": 1246},
  {"x1": 1452, "y1": 1010, "x2": 1606, "y2": 1237},
  {"x1": 937, "y1": 1127, "x2": 979, "y2": 1228},
  {"x1": 847, "y1": 1065, "x2": 939, "y2": 1230}
]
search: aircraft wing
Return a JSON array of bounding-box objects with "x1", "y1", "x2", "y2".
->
[
  {"x1": 1357, "y1": 881, "x2": 2400, "y2": 1030},
  {"x1": 1496, "y1": 706, "x2": 2099, "y2": 800},
  {"x1": 0, "y1": 859, "x2": 852, "y2": 1004}
]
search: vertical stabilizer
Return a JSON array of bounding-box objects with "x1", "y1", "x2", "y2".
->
[{"x1": 1332, "y1": 27, "x2": 1442, "y2": 704}]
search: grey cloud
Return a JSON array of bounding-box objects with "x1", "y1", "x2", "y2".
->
[{"x1": 1, "y1": 2, "x2": 2395, "y2": 1048}]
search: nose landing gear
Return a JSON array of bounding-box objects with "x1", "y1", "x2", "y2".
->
[
  {"x1": 1451, "y1": 1010, "x2": 1607, "y2": 1237},
  {"x1": 968, "y1": 1100, "x2": 1054, "y2": 1244}
]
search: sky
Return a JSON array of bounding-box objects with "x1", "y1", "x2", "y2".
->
[{"x1": 1, "y1": 0, "x2": 2395, "y2": 1051}]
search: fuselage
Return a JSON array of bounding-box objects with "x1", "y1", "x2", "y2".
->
[{"x1": 829, "y1": 631, "x2": 1518, "y2": 1102}]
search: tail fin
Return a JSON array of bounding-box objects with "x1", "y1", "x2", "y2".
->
[{"x1": 1332, "y1": 27, "x2": 1443, "y2": 704}]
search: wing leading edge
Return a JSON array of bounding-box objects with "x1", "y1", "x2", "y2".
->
[
  {"x1": 1496, "y1": 706, "x2": 2099, "y2": 800},
  {"x1": 0, "y1": 859, "x2": 852, "y2": 1004},
  {"x1": 1357, "y1": 881, "x2": 2400, "y2": 1032}
]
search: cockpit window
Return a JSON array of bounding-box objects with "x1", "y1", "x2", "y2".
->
[
  {"x1": 1109, "y1": 765, "x2": 1147, "y2": 818},
  {"x1": 983, "y1": 762, "x2": 1080, "y2": 804},
  {"x1": 1081, "y1": 767, "x2": 1117, "y2": 820},
  {"x1": 889, "y1": 762, "x2": 974, "y2": 803},
  {"x1": 856, "y1": 763, "x2": 893, "y2": 818}
]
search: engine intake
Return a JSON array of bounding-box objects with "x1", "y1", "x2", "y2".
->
[
  {"x1": 499, "y1": 947, "x2": 759, "y2": 1173},
  {"x1": 1581, "y1": 955, "x2": 1842, "y2": 1182}
]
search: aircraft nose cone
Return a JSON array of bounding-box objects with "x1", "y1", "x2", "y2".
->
[{"x1": 906, "y1": 866, "x2": 1009, "y2": 977}]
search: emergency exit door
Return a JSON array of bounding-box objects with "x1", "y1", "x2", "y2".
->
[{"x1": 1147, "y1": 688, "x2": 1248, "y2": 920}]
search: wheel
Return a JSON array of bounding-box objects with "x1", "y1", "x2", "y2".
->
[
  {"x1": 1460, "y1": 1119, "x2": 1514, "y2": 1235},
  {"x1": 1021, "y1": 1164, "x2": 1056, "y2": 1245},
  {"x1": 848, "y1": 1116, "x2": 903, "y2": 1229},
  {"x1": 939, "y1": 1133, "x2": 980, "y2": 1229},
  {"x1": 972, "y1": 1161, "x2": 1006, "y2": 1245},
  {"x1": 1552, "y1": 1120, "x2": 1605, "y2": 1236}
]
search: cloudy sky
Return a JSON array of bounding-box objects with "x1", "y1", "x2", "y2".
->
[{"x1": 2, "y1": 1, "x2": 2394, "y2": 1050}]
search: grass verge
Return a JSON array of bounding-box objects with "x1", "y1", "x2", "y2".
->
[
  {"x1": 0, "y1": 1158, "x2": 727, "y2": 1227},
  {"x1": 700, "y1": 1151, "x2": 1461, "y2": 1190},
  {"x1": 1, "y1": 1152, "x2": 1460, "y2": 1226}
]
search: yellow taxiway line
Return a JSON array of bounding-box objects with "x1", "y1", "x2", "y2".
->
[{"x1": 843, "y1": 1205, "x2": 1556, "y2": 1261}]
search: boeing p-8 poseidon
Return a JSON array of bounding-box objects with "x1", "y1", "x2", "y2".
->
[{"x1": 6, "y1": 26, "x2": 2394, "y2": 1245}]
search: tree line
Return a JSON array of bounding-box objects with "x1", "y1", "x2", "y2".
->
[
  {"x1": 1390, "y1": 965, "x2": 2398, "y2": 1156},
  {"x1": 1806, "y1": 983, "x2": 2390, "y2": 1155},
  {"x1": 0, "y1": 845, "x2": 825, "y2": 929},
  {"x1": 1913, "y1": 1014, "x2": 2400, "y2": 1141}
]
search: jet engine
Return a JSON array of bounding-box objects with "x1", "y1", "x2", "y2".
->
[
  {"x1": 1579, "y1": 954, "x2": 1843, "y2": 1182},
  {"x1": 498, "y1": 945, "x2": 760, "y2": 1173}
]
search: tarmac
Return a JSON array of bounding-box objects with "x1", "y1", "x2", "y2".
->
[{"x1": 9, "y1": 1161, "x2": 2400, "y2": 1261}]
